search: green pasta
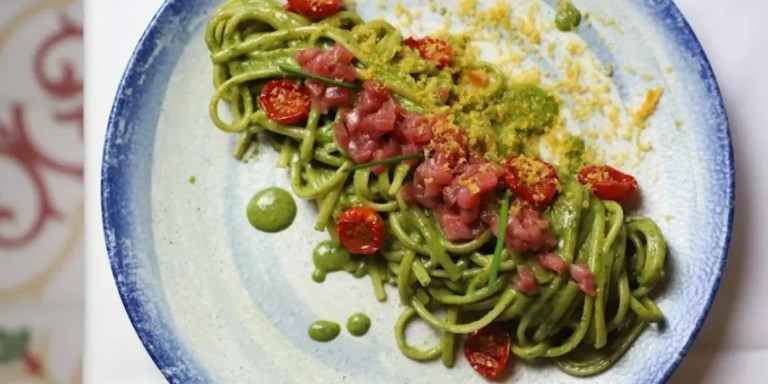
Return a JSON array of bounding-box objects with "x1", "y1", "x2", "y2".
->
[{"x1": 206, "y1": 0, "x2": 667, "y2": 378}]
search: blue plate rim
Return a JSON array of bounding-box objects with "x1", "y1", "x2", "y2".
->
[
  {"x1": 101, "y1": 0, "x2": 736, "y2": 383},
  {"x1": 101, "y1": 0, "x2": 210, "y2": 382}
]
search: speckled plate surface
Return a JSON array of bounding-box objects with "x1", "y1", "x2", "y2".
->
[{"x1": 101, "y1": 0, "x2": 734, "y2": 383}]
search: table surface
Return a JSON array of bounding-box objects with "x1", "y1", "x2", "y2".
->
[{"x1": 83, "y1": 0, "x2": 768, "y2": 383}]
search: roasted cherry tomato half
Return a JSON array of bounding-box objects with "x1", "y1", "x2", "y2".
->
[
  {"x1": 404, "y1": 37, "x2": 453, "y2": 69},
  {"x1": 336, "y1": 206, "x2": 386, "y2": 255},
  {"x1": 286, "y1": 0, "x2": 342, "y2": 19},
  {"x1": 578, "y1": 165, "x2": 639, "y2": 201},
  {"x1": 503, "y1": 155, "x2": 560, "y2": 206},
  {"x1": 463, "y1": 323, "x2": 512, "y2": 379},
  {"x1": 258, "y1": 79, "x2": 311, "y2": 124}
]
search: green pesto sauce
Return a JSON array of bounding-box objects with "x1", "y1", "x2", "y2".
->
[
  {"x1": 346, "y1": 313, "x2": 371, "y2": 337},
  {"x1": 566, "y1": 136, "x2": 586, "y2": 174},
  {"x1": 498, "y1": 85, "x2": 559, "y2": 156},
  {"x1": 555, "y1": 2, "x2": 582, "y2": 32},
  {"x1": 246, "y1": 187, "x2": 296, "y2": 233},
  {"x1": 312, "y1": 240, "x2": 353, "y2": 283},
  {"x1": 308, "y1": 320, "x2": 341, "y2": 342},
  {"x1": 506, "y1": 85, "x2": 559, "y2": 132}
]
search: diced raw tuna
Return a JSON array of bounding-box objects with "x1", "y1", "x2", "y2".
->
[
  {"x1": 435, "y1": 207, "x2": 475, "y2": 241},
  {"x1": 306, "y1": 80, "x2": 354, "y2": 114},
  {"x1": 570, "y1": 263, "x2": 596, "y2": 297},
  {"x1": 485, "y1": 205, "x2": 557, "y2": 254},
  {"x1": 393, "y1": 113, "x2": 433, "y2": 146},
  {"x1": 297, "y1": 44, "x2": 355, "y2": 81},
  {"x1": 358, "y1": 82, "x2": 391, "y2": 114},
  {"x1": 371, "y1": 138, "x2": 401, "y2": 174},
  {"x1": 359, "y1": 99, "x2": 399, "y2": 139},
  {"x1": 515, "y1": 266, "x2": 539, "y2": 295},
  {"x1": 536, "y1": 252, "x2": 567, "y2": 275},
  {"x1": 296, "y1": 44, "x2": 357, "y2": 113}
]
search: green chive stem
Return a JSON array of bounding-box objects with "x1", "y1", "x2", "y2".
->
[
  {"x1": 487, "y1": 194, "x2": 511, "y2": 289},
  {"x1": 278, "y1": 64, "x2": 359, "y2": 89}
]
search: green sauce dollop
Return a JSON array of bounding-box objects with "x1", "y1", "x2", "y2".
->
[
  {"x1": 505, "y1": 85, "x2": 559, "y2": 133},
  {"x1": 346, "y1": 313, "x2": 371, "y2": 337},
  {"x1": 565, "y1": 136, "x2": 586, "y2": 174},
  {"x1": 555, "y1": 2, "x2": 582, "y2": 32},
  {"x1": 308, "y1": 320, "x2": 341, "y2": 342},
  {"x1": 312, "y1": 240, "x2": 353, "y2": 283},
  {"x1": 499, "y1": 85, "x2": 559, "y2": 156},
  {"x1": 246, "y1": 187, "x2": 296, "y2": 233}
]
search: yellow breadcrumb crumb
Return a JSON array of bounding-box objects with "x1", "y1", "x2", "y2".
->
[
  {"x1": 633, "y1": 87, "x2": 664, "y2": 125},
  {"x1": 393, "y1": 3, "x2": 421, "y2": 28},
  {"x1": 512, "y1": 155, "x2": 548, "y2": 185},
  {"x1": 612, "y1": 152, "x2": 628, "y2": 168},
  {"x1": 459, "y1": 0, "x2": 478, "y2": 14},
  {"x1": 607, "y1": 105, "x2": 621, "y2": 131},
  {"x1": 593, "y1": 14, "x2": 625, "y2": 34},
  {"x1": 393, "y1": 3, "x2": 405, "y2": 16},
  {"x1": 566, "y1": 41, "x2": 587, "y2": 55},
  {"x1": 511, "y1": 68, "x2": 541, "y2": 85},
  {"x1": 637, "y1": 136, "x2": 653, "y2": 151},
  {"x1": 518, "y1": 3, "x2": 542, "y2": 44},
  {"x1": 546, "y1": 41, "x2": 556, "y2": 59},
  {"x1": 403, "y1": 0, "x2": 664, "y2": 168}
]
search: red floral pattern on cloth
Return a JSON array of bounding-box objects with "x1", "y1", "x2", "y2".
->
[
  {"x1": 0, "y1": 3, "x2": 84, "y2": 383},
  {"x1": 0, "y1": 15, "x2": 83, "y2": 250}
]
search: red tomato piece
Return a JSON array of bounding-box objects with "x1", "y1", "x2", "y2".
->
[
  {"x1": 286, "y1": 0, "x2": 342, "y2": 19},
  {"x1": 258, "y1": 79, "x2": 311, "y2": 124},
  {"x1": 503, "y1": 155, "x2": 560, "y2": 206},
  {"x1": 463, "y1": 323, "x2": 512, "y2": 379},
  {"x1": 336, "y1": 206, "x2": 386, "y2": 255},
  {"x1": 577, "y1": 165, "x2": 639, "y2": 201},
  {"x1": 468, "y1": 69, "x2": 488, "y2": 87},
  {"x1": 404, "y1": 37, "x2": 453, "y2": 69}
]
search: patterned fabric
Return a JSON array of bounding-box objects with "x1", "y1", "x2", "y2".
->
[{"x1": 0, "y1": 0, "x2": 83, "y2": 383}]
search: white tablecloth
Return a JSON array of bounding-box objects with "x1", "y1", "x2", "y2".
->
[{"x1": 83, "y1": 0, "x2": 768, "y2": 383}]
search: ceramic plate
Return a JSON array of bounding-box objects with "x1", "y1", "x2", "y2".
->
[{"x1": 101, "y1": 0, "x2": 734, "y2": 383}]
